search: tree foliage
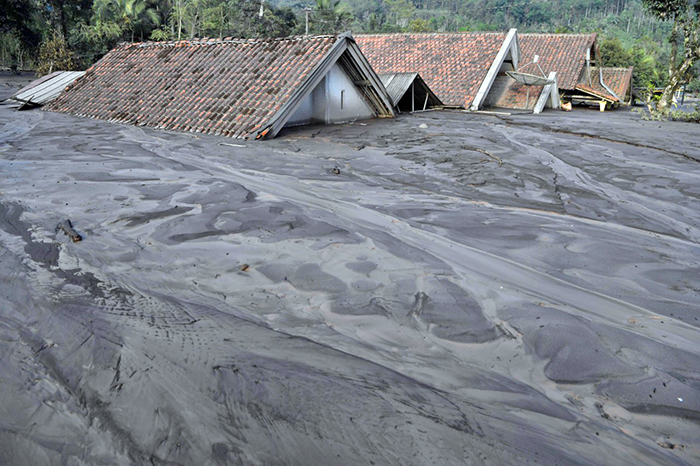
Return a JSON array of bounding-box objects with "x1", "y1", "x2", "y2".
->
[
  {"x1": 0, "y1": 0, "x2": 697, "y2": 94},
  {"x1": 37, "y1": 29, "x2": 76, "y2": 75},
  {"x1": 641, "y1": 0, "x2": 700, "y2": 110}
]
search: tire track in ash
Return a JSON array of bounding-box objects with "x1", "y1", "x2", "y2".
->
[{"x1": 0, "y1": 200, "x2": 518, "y2": 465}]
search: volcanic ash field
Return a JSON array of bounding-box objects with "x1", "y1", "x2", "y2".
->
[{"x1": 1, "y1": 88, "x2": 700, "y2": 464}]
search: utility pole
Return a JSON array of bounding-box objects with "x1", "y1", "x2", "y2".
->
[{"x1": 304, "y1": 7, "x2": 313, "y2": 35}]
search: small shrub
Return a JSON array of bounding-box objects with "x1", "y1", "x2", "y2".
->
[
  {"x1": 670, "y1": 104, "x2": 700, "y2": 123},
  {"x1": 36, "y1": 30, "x2": 76, "y2": 76},
  {"x1": 0, "y1": 32, "x2": 31, "y2": 71}
]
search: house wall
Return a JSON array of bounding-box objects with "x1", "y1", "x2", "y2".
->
[{"x1": 285, "y1": 63, "x2": 374, "y2": 127}]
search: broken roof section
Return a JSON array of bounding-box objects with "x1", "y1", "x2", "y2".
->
[
  {"x1": 485, "y1": 71, "x2": 560, "y2": 114},
  {"x1": 356, "y1": 29, "x2": 519, "y2": 110},
  {"x1": 519, "y1": 33, "x2": 598, "y2": 92},
  {"x1": 379, "y1": 73, "x2": 442, "y2": 112},
  {"x1": 47, "y1": 34, "x2": 393, "y2": 139},
  {"x1": 576, "y1": 67, "x2": 634, "y2": 104},
  {"x1": 11, "y1": 71, "x2": 85, "y2": 107}
]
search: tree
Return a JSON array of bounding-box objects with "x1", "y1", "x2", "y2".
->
[
  {"x1": 37, "y1": 28, "x2": 75, "y2": 75},
  {"x1": 309, "y1": 0, "x2": 353, "y2": 34},
  {"x1": 600, "y1": 37, "x2": 632, "y2": 66},
  {"x1": 92, "y1": 0, "x2": 160, "y2": 41},
  {"x1": 643, "y1": 0, "x2": 700, "y2": 111}
]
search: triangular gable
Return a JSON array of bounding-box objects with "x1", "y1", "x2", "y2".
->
[
  {"x1": 264, "y1": 34, "x2": 394, "y2": 138},
  {"x1": 471, "y1": 28, "x2": 519, "y2": 110},
  {"x1": 47, "y1": 34, "x2": 393, "y2": 139},
  {"x1": 379, "y1": 73, "x2": 443, "y2": 111}
]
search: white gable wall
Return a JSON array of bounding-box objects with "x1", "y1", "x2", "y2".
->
[
  {"x1": 285, "y1": 63, "x2": 374, "y2": 127},
  {"x1": 471, "y1": 28, "x2": 520, "y2": 111}
]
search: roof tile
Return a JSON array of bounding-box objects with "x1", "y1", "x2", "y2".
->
[
  {"x1": 47, "y1": 35, "x2": 339, "y2": 139},
  {"x1": 356, "y1": 33, "x2": 507, "y2": 108},
  {"x1": 518, "y1": 33, "x2": 597, "y2": 91}
]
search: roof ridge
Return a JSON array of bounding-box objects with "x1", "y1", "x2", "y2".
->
[
  {"x1": 520, "y1": 33, "x2": 596, "y2": 36},
  {"x1": 130, "y1": 34, "x2": 339, "y2": 48},
  {"x1": 355, "y1": 31, "x2": 507, "y2": 37}
]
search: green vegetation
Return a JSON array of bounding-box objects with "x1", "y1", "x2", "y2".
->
[
  {"x1": 639, "y1": 0, "x2": 700, "y2": 111},
  {"x1": 0, "y1": 0, "x2": 697, "y2": 100}
]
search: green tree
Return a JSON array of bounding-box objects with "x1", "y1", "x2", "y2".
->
[
  {"x1": 407, "y1": 18, "x2": 431, "y2": 32},
  {"x1": 37, "y1": 28, "x2": 76, "y2": 75},
  {"x1": 642, "y1": 0, "x2": 700, "y2": 110},
  {"x1": 600, "y1": 37, "x2": 632, "y2": 66},
  {"x1": 309, "y1": 0, "x2": 353, "y2": 34}
]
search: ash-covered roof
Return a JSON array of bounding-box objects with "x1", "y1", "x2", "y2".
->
[
  {"x1": 519, "y1": 33, "x2": 597, "y2": 91},
  {"x1": 47, "y1": 34, "x2": 391, "y2": 139},
  {"x1": 356, "y1": 32, "x2": 509, "y2": 108}
]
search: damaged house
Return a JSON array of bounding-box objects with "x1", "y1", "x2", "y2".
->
[
  {"x1": 48, "y1": 34, "x2": 394, "y2": 139},
  {"x1": 517, "y1": 33, "x2": 634, "y2": 108},
  {"x1": 356, "y1": 30, "x2": 521, "y2": 112}
]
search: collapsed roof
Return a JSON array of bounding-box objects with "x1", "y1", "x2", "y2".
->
[
  {"x1": 499, "y1": 33, "x2": 633, "y2": 107},
  {"x1": 518, "y1": 33, "x2": 598, "y2": 91},
  {"x1": 576, "y1": 67, "x2": 634, "y2": 104},
  {"x1": 485, "y1": 71, "x2": 560, "y2": 113},
  {"x1": 47, "y1": 34, "x2": 394, "y2": 139},
  {"x1": 356, "y1": 30, "x2": 519, "y2": 110},
  {"x1": 10, "y1": 71, "x2": 85, "y2": 108}
]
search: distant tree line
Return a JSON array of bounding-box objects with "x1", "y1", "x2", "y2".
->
[{"x1": 0, "y1": 0, "x2": 698, "y2": 96}]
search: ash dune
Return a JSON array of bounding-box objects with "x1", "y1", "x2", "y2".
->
[{"x1": 1, "y1": 91, "x2": 699, "y2": 465}]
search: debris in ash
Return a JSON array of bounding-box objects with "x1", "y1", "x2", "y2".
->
[{"x1": 55, "y1": 219, "x2": 82, "y2": 242}]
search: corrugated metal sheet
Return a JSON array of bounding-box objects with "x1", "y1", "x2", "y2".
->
[
  {"x1": 11, "y1": 71, "x2": 85, "y2": 105},
  {"x1": 380, "y1": 72, "x2": 418, "y2": 106}
]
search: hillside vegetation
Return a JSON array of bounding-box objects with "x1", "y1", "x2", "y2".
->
[{"x1": 1, "y1": 0, "x2": 697, "y2": 92}]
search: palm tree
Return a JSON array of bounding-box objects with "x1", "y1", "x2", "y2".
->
[
  {"x1": 315, "y1": 0, "x2": 340, "y2": 11},
  {"x1": 93, "y1": 0, "x2": 160, "y2": 41}
]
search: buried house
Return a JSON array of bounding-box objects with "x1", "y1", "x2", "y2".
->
[
  {"x1": 356, "y1": 29, "x2": 520, "y2": 111},
  {"x1": 47, "y1": 34, "x2": 394, "y2": 139},
  {"x1": 517, "y1": 33, "x2": 633, "y2": 107}
]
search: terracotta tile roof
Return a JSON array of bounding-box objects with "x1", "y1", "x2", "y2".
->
[
  {"x1": 575, "y1": 67, "x2": 633, "y2": 103},
  {"x1": 356, "y1": 33, "x2": 508, "y2": 108},
  {"x1": 601, "y1": 67, "x2": 633, "y2": 101},
  {"x1": 486, "y1": 75, "x2": 543, "y2": 110},
  {"x1": 519, "y1": 33, "x2": 597, "y2": 91},
  {"x1": 47, "y1": 35, "x2": 341, "y2": 139}
]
